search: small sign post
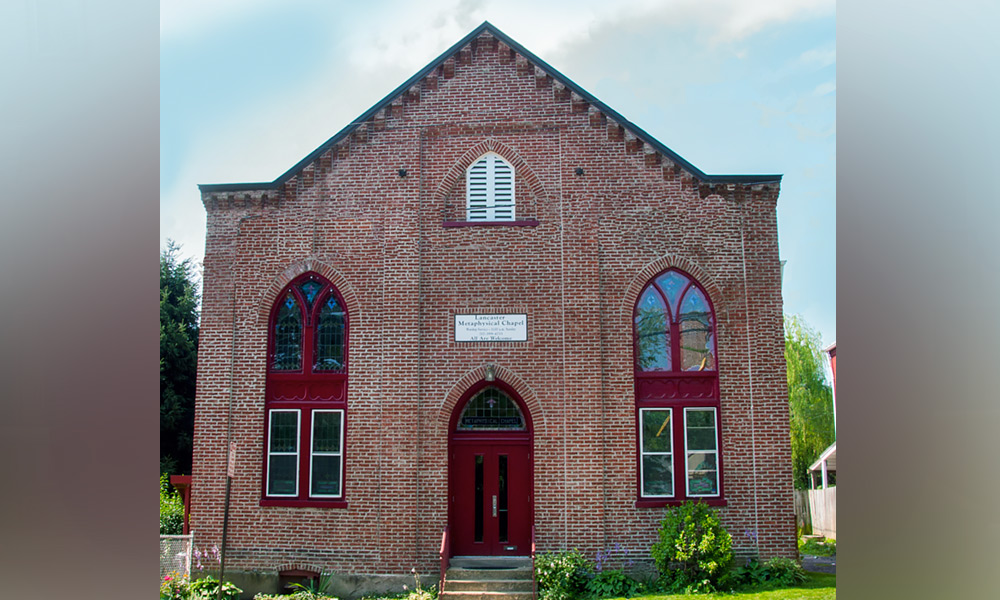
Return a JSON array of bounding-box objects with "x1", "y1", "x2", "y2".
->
[{"x1": 218, "y1": 441, "x2": 236, "y2": 599}]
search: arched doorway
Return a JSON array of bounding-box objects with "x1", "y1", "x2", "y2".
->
[{"x1": 448, "y1": 380, "x2": 533, "y2": 556}]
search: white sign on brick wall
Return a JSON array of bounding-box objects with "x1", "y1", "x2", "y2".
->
[{"x1": 455, "y1": 314, "x2": 527, "y2": 342}]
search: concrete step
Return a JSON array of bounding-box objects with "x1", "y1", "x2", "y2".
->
[
  {"x1": 446, "y1": 567, "x2": 533, "y2": 581},
  {"x1": 439, "y1": 592, "x2": 534, "y2": 600},
  {"x1": 449, "y1": 556, "x2": 533, "y2": 570},
  {"x1": 445, "y1": 579, "x2": 534, "y2": 593}
]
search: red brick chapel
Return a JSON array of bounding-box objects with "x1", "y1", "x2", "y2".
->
[{"x1": 191, "y1": 22, "x2": 794, "y2": 598}]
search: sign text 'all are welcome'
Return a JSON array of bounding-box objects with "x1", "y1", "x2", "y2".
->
[{"x1": 454, "y1": 314, "x2": 527, "y2": 342}]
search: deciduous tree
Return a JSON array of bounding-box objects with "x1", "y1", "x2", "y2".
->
[
  {"x1": 161, "y1": 240, "x2": 199, "y2": 475},
  {"x1": 785, "y1": 315, "x2": 835, "y2": 489}
]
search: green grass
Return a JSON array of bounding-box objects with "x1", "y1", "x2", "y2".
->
[
  {"x1": 798, "y1": 537, "x2": 836, "y2": 557},
  {"x1": 607, "y1": 572, "x2": 836, "y2": 600}
]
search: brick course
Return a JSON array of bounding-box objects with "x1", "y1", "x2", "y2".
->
[{"x1": 191, "y1": 25, "x2": 794, "y2": 582}]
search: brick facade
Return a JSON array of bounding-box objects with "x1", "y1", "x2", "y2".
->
[{"x1": 191, "y1": 23, "x2": 794, "y2": 586}]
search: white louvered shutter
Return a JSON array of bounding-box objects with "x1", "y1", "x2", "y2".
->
[{"x1": 466, "y1": 153, "x2": 515, "y2": 221}]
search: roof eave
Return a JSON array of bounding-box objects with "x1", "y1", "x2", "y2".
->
[{"x1": 198, "y1": 21, "x2": 782, "y2": 192}]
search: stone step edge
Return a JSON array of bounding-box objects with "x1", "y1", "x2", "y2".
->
[{"x1": 439, "y1": 593, "x2": 534, "y2": 597}]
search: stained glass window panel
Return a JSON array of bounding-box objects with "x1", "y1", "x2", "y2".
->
[
  {"x1": 654, "y1": 270, "x2": 689, "y2": 316},
  {"x1": 314, "y1": 294, "x2": 346, "y2": 372},
  {"x1": 272, "y1": 293, "x2": 303, "y2": 371},
  {"x1": 312, "y1": 411, "x2": 342, "y2": 453},
  {"x1": 679, "y1": 287, "x2": 715, "y2": 371},
  {"x1": 298, "y1": 280, "x2": 323, "y2": 308},
  {"x1": 267, "y1": 410, "x2": 298, "y2": 496},
  {"x1": 267, "y1": 456, "x2": 297, "y2": 495},
  {"x1": 457, "y1": 388, "x2": 526, "y2": 430},
  {"x1": 636, "y1": 287, "x2": 670, "y2": 371},
  {"x1": 269, "y1": 412, "x2": 298, "y2": 453},
  {"x1": 310, "y1": 455, "x2": 342, "y2": 496}
]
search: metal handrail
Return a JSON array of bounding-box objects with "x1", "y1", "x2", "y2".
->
[
  {"x1": 439, "y1": 526, "x2": 450, "y2": 593},
  {"x1": 530, "y1": 525, "x2": 537, "y2": 600}
]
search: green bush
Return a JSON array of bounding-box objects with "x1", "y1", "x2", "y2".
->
[
  {"x1": 649, "y1": 501, "x2": 733, "y2": 591},
  {"x1": 161, "y1": 573, "x2": 242, "y2": 600},
  {"x1": 160, "y1": 474, "x2": 184, "y2": 535},
  {"x1": 535, "y1": 549, "x2": 593, "y2": 600},
  {"x1": 189, "y1": 575, "x2": 243, "y2": 600},
  {"x1": 798, "y1": 536, "x2": 836, "y2": 557},
  {"x1": 720, "y1": 557, "x2": 808, "y2": 591},
  {"x1": 585, "y1": 569, "x2": 643, "y2": 598}
]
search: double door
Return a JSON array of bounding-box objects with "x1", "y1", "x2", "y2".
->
[{"x1": 450, "y1": 443, "x2": 530, "y2": 556}]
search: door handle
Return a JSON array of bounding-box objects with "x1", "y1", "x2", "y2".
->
[{"x1": 492, "y1": 495, "x2": 498, "y2": 517}]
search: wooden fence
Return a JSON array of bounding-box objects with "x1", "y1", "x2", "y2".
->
[{"x1": 793, "y1": 488, "x2": 836, "y2": 538}]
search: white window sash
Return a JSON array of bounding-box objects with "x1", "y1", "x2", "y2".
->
[
  {"x1": 639, "y1": 407, "x2": 674, "y2": 498},
  {"x1": 309, "y1": 409, "x2": 344, "y2": 498},
  {"x1": 266, "y1": 409, "x2": 300, "y2": 497},
  {"x1": 684, "y1": 407, "x2": 720, "y2": 498}
]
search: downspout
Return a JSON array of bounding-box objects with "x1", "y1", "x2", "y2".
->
[
  {"x1": 737, "y1": 199, "x2": 760, "y2": 557},
  {"x1": 219, "y1": 211, "x2": 261, "y2": 596}
]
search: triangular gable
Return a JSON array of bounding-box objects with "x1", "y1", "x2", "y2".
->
[{"x1": 199, "y1": 22, "x2": 780, "y2": 197}]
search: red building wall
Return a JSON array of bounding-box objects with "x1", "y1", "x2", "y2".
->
[{"x1": 191, "y1": 28, "x2": 793, "y2": 578}]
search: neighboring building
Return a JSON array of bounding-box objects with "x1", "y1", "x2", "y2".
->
[
  {"x1": 805, "y1": 342, "x2": 837, "y2": 538},
  {"x1": 191, "y1": 22, "x2": 794, "y2": 597}
]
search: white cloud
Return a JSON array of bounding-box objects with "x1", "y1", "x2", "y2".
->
[
  {"x1": 798, "y1": 46, "x2": 837, "y2": 69},
  {"x1": 337, "y1": 0, "x2": 835, "y2": 72},
  {"x1": 813, "y1": 80, "x2": 836, "y2": 96}
]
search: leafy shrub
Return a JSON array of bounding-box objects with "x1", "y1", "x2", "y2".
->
[
  {"x1": 161, "y1": 572, "x2": 190, "y2": 600},
  {"x1": 649, "y1": 501, "x2": 732, "y2": 591},
  {"x1": 161, "y1": 573, "x2": 242, "y2": 600},
  {"x1": 720, "y1": 557, "x2": 808, "y2": 591},
  {"x1": 287, "y1": 572, "x2": 336, "y2": 600},
  {"x1": 585, "y1": 569, "x2": 642, "y2": 598},
  {"x1": 254, "y1": 593, "x2": 337, "y2": 600},
  {"x1": 762, "y1": 558, "x2": 808, "y2": 586},
  {"x1": 798, "y1": 536, "x2": 836, "y2": 557},
  {"x1": 189, "y1": 575, "x2": 243, "y2": 600},
  {"x1": 160, "y1": 474, "x2": 184, "y2": 535},
  {"x1": 535, "y1": 549, "x2": 593, "y2": 600}
]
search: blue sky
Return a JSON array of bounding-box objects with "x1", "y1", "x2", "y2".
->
[{"x1": 160, "y1": 0, "x2": 836, "y2": 348}]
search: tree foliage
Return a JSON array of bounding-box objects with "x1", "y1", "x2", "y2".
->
[
  {"x1": 784, "y1": 315, "x2": 835, "y2": 489},
  {"x1": 161, "y1": 240, "x2": 200, "y2": 476}
]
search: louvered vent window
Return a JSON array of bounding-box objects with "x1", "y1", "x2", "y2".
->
[{"x1": 466, "y1": 152, "x2": 515, "y2": 221}]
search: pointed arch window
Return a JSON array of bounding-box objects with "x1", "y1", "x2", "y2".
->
[
  {"x1": 634, "y1": 268, "x2": 724, "y2": 505},
  {"x1": 466, "y1": 152, "x2": 515, "y2": 221},
  {"x1": 264, "y1": 272, "x2": 348, "y2": 506}
]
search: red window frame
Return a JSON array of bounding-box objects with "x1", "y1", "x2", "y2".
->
[
  {"x1": 262, "y1": 272, "x2": 349, "y2": 508},
  {"x1": 633, "y1": 268, "x2": 726, "y2": 507}
]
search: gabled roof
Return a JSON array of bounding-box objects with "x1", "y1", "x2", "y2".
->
[{"x1": 199, "y1": 22, "x2": 781, "y2": 193}]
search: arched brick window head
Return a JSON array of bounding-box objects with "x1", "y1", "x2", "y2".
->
[
  {"x1": 264, "y1": 272, "x2": 349, "y2": 506},
  {"x1": 634, "y1": 268, "x2": 723, "y2": 504},
  {"x1": 466, "y1": 152, "x2": 515, "y2": 221}
]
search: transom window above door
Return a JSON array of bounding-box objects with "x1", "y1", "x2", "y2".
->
[{"x1": 456, "y1": 387, "x2": 526, "y2": 431}]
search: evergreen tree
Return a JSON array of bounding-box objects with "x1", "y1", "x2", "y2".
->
[
  {"x1": 160, "y1": 240, "x2": 200, "y2": 476},
  {"x1": 785, "y1": 315, "x2": 835, "y2": 490}
]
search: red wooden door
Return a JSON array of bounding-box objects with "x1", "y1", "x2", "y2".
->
[{"x1": 450, "y1": 443, "x2": 530, "y2": 556}]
